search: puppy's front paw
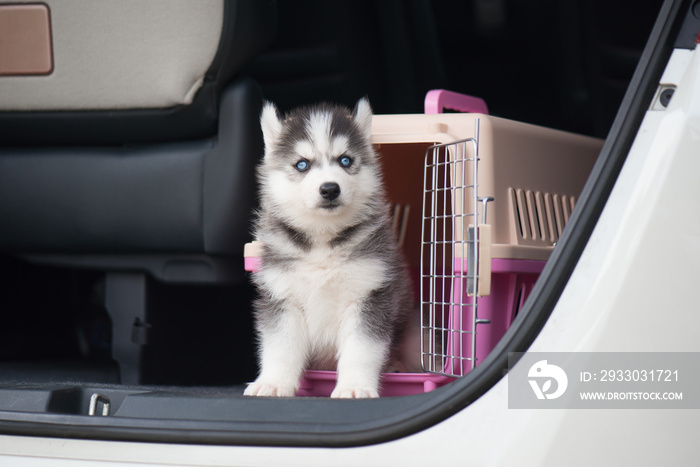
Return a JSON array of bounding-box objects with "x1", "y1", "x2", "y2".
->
[
  {"x1": 244, "y1": 380, "x2": 297, "y2": 397},
  {"x1": 330, "y1": 386, "x2": 379, "y2": 399}
]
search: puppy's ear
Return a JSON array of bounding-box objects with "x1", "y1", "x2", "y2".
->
[
  {"x1": 260, "y1": 101, "x2": 283, "y2": 153},
  {"x1": 353, "y1": 97, "x2": 373, "y2": 137}
]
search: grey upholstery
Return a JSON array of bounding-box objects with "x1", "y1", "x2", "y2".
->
[{"x1": 0, "y1": 79, "x2": 262, "y2": 260}]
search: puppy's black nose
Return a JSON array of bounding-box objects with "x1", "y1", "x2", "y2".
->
[{"x1": 319, "y1": 182, "x2": 341, "y2": 201}]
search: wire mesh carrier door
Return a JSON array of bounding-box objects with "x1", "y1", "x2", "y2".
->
[{"x1": 420, "y1": 118, "x2": 493, "y2": 377}]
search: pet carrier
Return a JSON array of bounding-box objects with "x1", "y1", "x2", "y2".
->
[{"x1": 244, "y1": 107, "x2": 602, "y2": 395}]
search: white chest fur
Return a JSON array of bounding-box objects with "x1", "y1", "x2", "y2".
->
[{"x1": 259, "y1": 245, "x2": 387, "y2": 360}]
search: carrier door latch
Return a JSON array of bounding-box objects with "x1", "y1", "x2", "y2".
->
[
  {"x1": 465, "y1": 223, "x2": 492, "y2": 297},
  {"x1": 465, "y1": 196, "x2": 494, "y2": 297}
]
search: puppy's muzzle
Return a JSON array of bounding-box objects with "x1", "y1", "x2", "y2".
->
[{"x1": 319, "y1": 182, "x2": 341, "y2": 201}]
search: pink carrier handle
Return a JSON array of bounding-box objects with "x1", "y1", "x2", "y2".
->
[{"x1": 424, "y1": 89, "x2": 489, "y2": 115}]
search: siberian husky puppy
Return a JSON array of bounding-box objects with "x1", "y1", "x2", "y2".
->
[{"x1": 244, "y1": 99, "x2": 418, "y2": 398}]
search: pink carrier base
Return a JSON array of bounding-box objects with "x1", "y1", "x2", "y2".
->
[
  {"x1": 297, "y1": 370, "x2": 454, "y2": 398},
  {"x1": 442, "y1": 258, "x2": 545, "y2": 376},
  {"x1": 299, "y1": 256, "x2": 543, "y2": 395}
]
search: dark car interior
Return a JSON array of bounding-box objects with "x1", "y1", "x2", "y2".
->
[{"x1": 0, "y1": 0, "x2": 688, "y2": 447}]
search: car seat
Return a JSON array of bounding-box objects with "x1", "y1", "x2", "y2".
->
[{"x1": 0, "y1": 0, "x2": 276, "y2": 383}]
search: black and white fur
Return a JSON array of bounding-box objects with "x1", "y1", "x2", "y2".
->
[{"x1": 244, "y1": 99, "x2": 418, "y2": 398}]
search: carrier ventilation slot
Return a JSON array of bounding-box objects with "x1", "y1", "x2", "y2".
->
[{"x1": 509, "y1": 188, "x2": 576, "y2": 245}]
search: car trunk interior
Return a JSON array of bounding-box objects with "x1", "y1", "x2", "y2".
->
[{"x1": 0, "y1": 0, "x2": 678, "y2": 447}]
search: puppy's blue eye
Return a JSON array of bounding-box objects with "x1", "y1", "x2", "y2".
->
[
  {"x1": 339, "y1": 156, "x2": 353, "y2": 168},
  {"x1": 295, "y1": 160, "x2": 309, "y2": 172}
]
